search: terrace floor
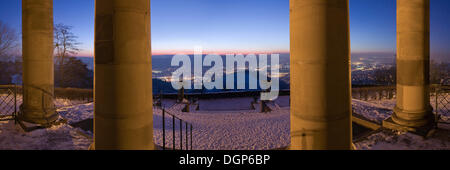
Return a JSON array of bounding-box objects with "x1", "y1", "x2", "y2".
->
[{"x1": 0, "y1": 96, "x2": 449, "y2": 150}]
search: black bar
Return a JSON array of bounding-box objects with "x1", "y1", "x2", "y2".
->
[
  {"x1": 162, "y1": 108, "x2": 165, "y2": 150},
  {"x1": 190, "y1": 124, "x2": 193, "y2": 150},
  {"x1": 180, "y1": 119, "x2": 183, "y2": 150},
  {"x1": 172, "y1": 114, "x2": 175, "y2": 150},
  {"x1": 185, "y1": 122, "x2": 188, "y2": 150}
]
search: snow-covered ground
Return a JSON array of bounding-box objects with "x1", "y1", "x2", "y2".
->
[
  {"x1": 58, "y1": 103, "x2": 94, "y2": 124},
  {"x1": 274, "y1": 96, "x2": 290, "y2": 108},
  {"x1": 0, "y1": 93, "x2": 90, "y2": 116},
  {"x1": 352, "y1": 95, "x2": 450, "y2": 150},
  {"x1": 0, "y1": 95, "x2": 449, "y2": 150},
  {"x1": 0, "y1": 120, "x2": 91, "y2": 150},
  {"x1": 197, "y1": 97, "x2": 254, "y2": 111},
  {"x1": 153, "y1": 106, "x2": 290, "y2": 150},
  {"x1": 366, "y1": 96, "x2": 450, "y2": 122},
  {"x1": 354, "y1": 128, "x2": 450, "y2": 150},
  {"x1": 352, "y1": 99, "x2": 393, "y2": 124},
  {"x1": 0, "y1": 97, "x2": 94, "y2": 150}
]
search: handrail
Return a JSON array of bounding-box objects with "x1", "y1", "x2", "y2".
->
[{"x1": 160, "y1": 106, "x2": 194, "y2": 150}]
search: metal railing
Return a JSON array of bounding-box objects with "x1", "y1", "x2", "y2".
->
[
  {"x1": 0, "y1": 84, "x2": 93, "y2": 107},
  {"x1": 352, "y1": 86, "x2": 396, "y2": 101},
  {"x1": 160, "y1": 107, "x2": 193, "y2": 150},
  {"x1": 434, "y1": 79, "x2": 449, "y2": 123},
  {"x1": 352, "y1": 85, "x2": 443, "y2": 101},
  {"x1": 0, "y1": 84, "x2": 93, "y2": 121},
  {"x1": 352, "y1": 82, "x2": 450, "y2": 124},
  {"x1": 0, "y1": 85, "x2": 18, "y2": 120}
]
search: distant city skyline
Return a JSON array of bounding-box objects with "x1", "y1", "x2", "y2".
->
[{"x1": 0, "y1": 0, "x2": 449, "y2": 60}]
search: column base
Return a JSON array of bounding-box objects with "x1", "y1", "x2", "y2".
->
[
  {"x1": 391, "y1": 106, "x2": 434, "y2": 127},
  {"x1": 382, "y1": 117, "x2": 436, "y2": 137},
  {"x1": 15, "y1": 116, "x2": 66, "y2": 132},
  {"x1": 17, "y1": 107, "x2": 59, "y2": 125}
]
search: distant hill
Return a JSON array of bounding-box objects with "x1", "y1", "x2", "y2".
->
[
  {"x1": 76, "y1": 57, "x2": 94, "y2": 70},
  {"x1": 76, "y1": 53, "x2": 291, "y2": 72}
]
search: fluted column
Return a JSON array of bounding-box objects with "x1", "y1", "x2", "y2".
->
[
  {"x1": 20, "y1": 0, "x2": 58, "y2": 125},
  {"x1": 290, "y1": 0, "x2": 351, "y2": 150},
  {"x1": 393, "y1": 0, "x2": 432, "y2": 127},
  {"x1": 94, "y1": 0, "x2": 153, "y2": 149}
]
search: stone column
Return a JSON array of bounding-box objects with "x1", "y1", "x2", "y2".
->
[
  {"x1": 20, "y1": 0, "x2": 58, "y2": 125},
  {"x1": 94, "y1": 0, "x2": 153, "y2": 149},
  {"x1": 392, "y1": 0, "x2": 432, "y2": 127},
  {"x1": 290, "y1": 0, "x2": 351, "y2": 150}
]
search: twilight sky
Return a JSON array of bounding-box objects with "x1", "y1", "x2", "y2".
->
[{"x1": 0, "y1": 0, "x2": 449, "y2": 58}]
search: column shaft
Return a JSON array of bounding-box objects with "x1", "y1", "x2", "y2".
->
[
  {"x1": 290, "y1": 0, "x2": 351, "y2": 150},
  {"x1": 20, "y1": 0, "x2": 58, "y2": 124},
  {"x1": 94, "y1": 0, "x2": 153, "y2": 149},
  {"x1": 393, "y1": 0, "x2": 432, "y2": 127}
]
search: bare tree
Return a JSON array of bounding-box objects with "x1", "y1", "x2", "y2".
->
[
  {"x1": 54, "y1": 23, "x2": 80, "y2": 66},
  {"x1": 0, "y1": 21, "x2": 18, "y2": 60},
  {"x1": 54, "y1": 23, "x2": 83, "y2": 88}
]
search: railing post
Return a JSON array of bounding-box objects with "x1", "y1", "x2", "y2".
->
[
  {"x1": 172, "y1": 114, "x2": 175, "y2": 150},
  {"x1": 185, "y1": 121, "x2": 188, "y2": 150},
  {"x1": 14, "y1": 84, "x2": 17, "y2": 119},
  {"x1": 162, "y1": 108, "x2": 165, "y2": 150},
  {"x1": 180, "y1": 119, "x2": 183, "y2": 150},
  {"x1": 190, "y1": 124, "x2": 193, "y2": 150}
]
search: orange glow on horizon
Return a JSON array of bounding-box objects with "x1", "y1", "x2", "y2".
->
[
  {"x1": 81, "y1": 50, "x2": 397, "y2": 57},
  {"x1": 152, "y1": 49, "x2": 290, "y2": 56},
  {"x1": 82, "y1": 50, "x2": 291, "y2": 57}
]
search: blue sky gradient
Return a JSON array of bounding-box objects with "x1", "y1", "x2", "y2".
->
[{"x1": 0, "y1": 0, "x2": 449, "y2": 59}]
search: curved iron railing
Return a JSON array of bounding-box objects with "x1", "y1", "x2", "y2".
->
[
  {"x1": 0, "y1": 84, "x2": 17, "y2": 120},
  {"x1": 159, "y1": 106, "x2": 193, "y2": 150}
]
